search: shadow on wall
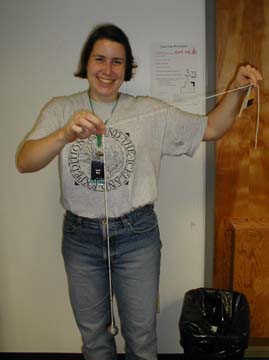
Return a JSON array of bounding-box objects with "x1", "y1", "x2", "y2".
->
[{"x1": 157, "y1": 298, "x2": 184, "y2": 354}]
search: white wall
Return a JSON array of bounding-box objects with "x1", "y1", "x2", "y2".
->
[{"x1": 0, "y1": 0, "x2": 206, "y2": 353}]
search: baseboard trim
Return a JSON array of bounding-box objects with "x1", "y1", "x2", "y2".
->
[
  {"x1": 245, "y1": 346, "x2": 269, "y2": 358},
  {"x1": 0, "y1": 354, "x2": 184, "y2": 360}
]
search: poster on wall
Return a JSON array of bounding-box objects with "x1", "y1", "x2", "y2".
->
[{"x1": 151, "y1": 43, "x2": 202, "y2": 113}]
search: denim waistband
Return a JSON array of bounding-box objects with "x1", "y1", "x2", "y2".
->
[{"x1": 65, "y1": 204, "x2": 154, "y2": 225}]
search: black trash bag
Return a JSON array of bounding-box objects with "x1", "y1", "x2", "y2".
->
[{"x1": 179, "y1": 288, "x2": 250, "y2": 359}]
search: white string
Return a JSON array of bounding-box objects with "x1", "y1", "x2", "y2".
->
[
  {"x1": 102, "y1": 134, "x2": 114, "y2": 323},
  {"x1": 177, "y1": 83, "x2": 261, "y2": 149},
  {"x1": 100, "y1": 83, "x2": 261, "y2": 318},
  {"x1": 114, "y1": 84, "x2": 254, "y2": 128},
  {"x1": 110, "y1": 84, "x2": 261, "y2": 149},
  {"x1": 204, "y1": 84, "x2": 251, "y2": 100},
  {"x1": 168, "y1": 84, "x2": 252, "y2": 108},
  {"x1": 99, "y1": 83, "x2": 261, "y2": 331},
  {"x1": 254, "y1": 84, "x2": 260, "y2": 149}
]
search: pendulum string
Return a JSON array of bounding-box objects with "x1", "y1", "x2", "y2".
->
[
  {"x1": 197, "y1": 84, "x2": 261, "y2": 149},
  {"x1": 102, "y1": 134, "x2": 110, "y2": 277},
  {"x1": 112, "y1": 84, "x2": 261, "y2": 149},
  {"x1": 114, "y1": 85, "x2": 255, "y2": 126},
  {"x1": 102, "y1": 134, "x2": 109, "y2": 245},
  {"x1": 100, "y1": 83, "x2": 261, "y2": 331},
  {"x1": 102, "y1": 133, "x2": 118, "y2": 335},
  {"x1": 88, "y1": 93, "x2": 119, "y2": 334},
  {"x1": 204, "y1": 84, "x2": 251, "y2": 100},
  {"x1": 254, "y1": 84, "x2": 261, "y2": 149},
  {"x1": 207, "y1": 84, "x2": 261, "y2": 149},
  {"x1": 205, "y1": 85, "x2": 252, "y2": 100}
]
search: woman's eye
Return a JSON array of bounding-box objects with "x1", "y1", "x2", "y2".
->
[
  {"x1": 92, "y1": 56, "x2": 124, "y2": 65},
  {"x1": 114, "y1": 60, "x2": 123, "y2": 65},
  {"x1": 95, "y1": 57, "x2": 104, "y2": 62}
]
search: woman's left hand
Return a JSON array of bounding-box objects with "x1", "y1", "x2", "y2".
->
[{"x1": 232, "y1": 64, "x2": 262, "y2": 89}]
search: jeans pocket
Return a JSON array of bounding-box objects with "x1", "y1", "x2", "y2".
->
[
  {"x1": 127, "y1": 210, "x2": 158, "y2": 234},
  {"x1": 63, "y1": 216, "x2": 78, "y2": 234}
]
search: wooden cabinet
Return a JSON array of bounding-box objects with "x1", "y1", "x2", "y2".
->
[
  {"x1": 229, "y1": 218, "x2": 269, "y2": 344},
  {"x1": 214, "y1": 0, "x2": 269, "y2": 351}
]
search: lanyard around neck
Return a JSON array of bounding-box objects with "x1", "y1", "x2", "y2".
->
[
  {"x1": 88, "y1": 92, "x2": 119, "y2": 149},
  {"x1": 88, "y1": 92, "x2": 119, "y2": 125}
]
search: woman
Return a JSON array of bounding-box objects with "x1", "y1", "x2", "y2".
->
[{"x1": 16, "y1": 24, "x2": 261, "y2": 360}]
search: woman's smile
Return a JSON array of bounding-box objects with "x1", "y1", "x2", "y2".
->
[{"x1": 87, "y1": 39, "x2": 126, "y2": 102}]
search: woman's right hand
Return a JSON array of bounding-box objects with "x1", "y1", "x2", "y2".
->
[
  {"x1": 17, "y1": 110, "x2": 106, "y2": 173},
  {"x1": 63, "y1": 110, "x2": 106, "y2": 143}
]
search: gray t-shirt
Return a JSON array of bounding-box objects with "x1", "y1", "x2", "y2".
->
[{"x1": 28, "y1": 90, "x2": 207, "y2": 218}]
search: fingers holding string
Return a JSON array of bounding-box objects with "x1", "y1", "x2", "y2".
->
[
  {"x1": 65, "y1": 110, "x2": 106, "y2": 142},
  {"x1": 236, "y1": 64, "x2": 262, "y2": 88}
]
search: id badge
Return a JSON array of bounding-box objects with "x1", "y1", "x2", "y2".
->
[{"x1": 91, "y1": 159, "x2": 104, "y2": 181}]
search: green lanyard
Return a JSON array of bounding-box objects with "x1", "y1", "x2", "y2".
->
[{"x1": 88, "y1": 92, "x2": 119, "y2": 149}]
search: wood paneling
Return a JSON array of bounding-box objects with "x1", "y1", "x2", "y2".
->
[
  {"x1": 231, "y1": 219, "x2": 269, "y2": 340},
  {"x1": 214, "y1": 0, "x2": 269, "y2": 343}
]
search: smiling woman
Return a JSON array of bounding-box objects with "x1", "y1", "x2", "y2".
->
[
  {"x1": 15, "y1": 21, "x2": 261, "y2": 360},
  {"x1": 87, "y1": 39, "x2": 126, "y2": 102}
]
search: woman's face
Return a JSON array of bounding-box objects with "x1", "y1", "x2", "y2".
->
[{"x1": 87, "y1": 39, "x2": 126, "y2": 102}]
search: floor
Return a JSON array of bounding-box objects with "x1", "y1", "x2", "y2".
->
[{"x1": 0, "y1": 354, "x2": 268, "y2": 360}]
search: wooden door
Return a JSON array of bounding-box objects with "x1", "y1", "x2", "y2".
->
[{"x1": 214, "y1": 0, "x2": 269, "y2": 345}]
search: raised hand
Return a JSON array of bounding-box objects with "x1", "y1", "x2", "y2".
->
[{"x1": 63, "y1": 110, "x2": 106, "y2": 143}]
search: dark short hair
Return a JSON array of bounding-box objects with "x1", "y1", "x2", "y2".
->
[{"x1": 75, "y1": 23, "x2": 137, "y2": 81}]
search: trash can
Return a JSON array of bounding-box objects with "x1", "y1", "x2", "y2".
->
[{"x1": 179, "y1": 288, "x2": 250, "y2": 359}]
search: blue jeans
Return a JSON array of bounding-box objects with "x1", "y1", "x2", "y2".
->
[{"x1": 62, "y1": 204, "x2": 162, "y2": 360}]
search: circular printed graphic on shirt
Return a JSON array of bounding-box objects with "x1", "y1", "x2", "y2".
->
[{"x1": 68, "y1": 127, "x2": 136, "y2": 191}]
